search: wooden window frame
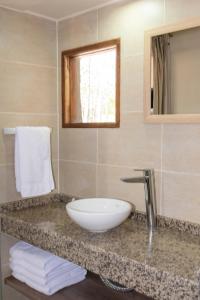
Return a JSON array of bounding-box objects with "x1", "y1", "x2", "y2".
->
[{"x1": 62, "y1": 39, "x2": 120, "y2": 128}]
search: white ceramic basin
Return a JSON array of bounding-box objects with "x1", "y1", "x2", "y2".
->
[{"x1": 66, "y1": 198, "x2": 132, "y2": 232}]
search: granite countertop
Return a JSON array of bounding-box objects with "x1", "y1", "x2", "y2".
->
[{"x1": 1, "y1": 193, "x2": 200, "y2": 300}]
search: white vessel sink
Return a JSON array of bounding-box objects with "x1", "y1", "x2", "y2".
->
[{"x1": 66, "y1": 198, "x2": 132, "y2": 233}]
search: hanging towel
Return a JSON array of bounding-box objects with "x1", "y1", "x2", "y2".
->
[{"x1": 15, "y1": 126, "x2": 55, "y2": 197}]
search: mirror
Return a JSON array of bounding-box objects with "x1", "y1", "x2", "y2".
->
[{"x1": 144, "y1": 19, "x2": 200, "y2": 123}]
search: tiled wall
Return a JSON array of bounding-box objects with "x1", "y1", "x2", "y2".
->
[
  {"x1": 1, "y1": 0, "x2": 200, "y2": 298},
  {"x1": 0, "y1": 7, "x2": 57, "y2": 300},
  {"x1": 0, "y1": 8, "x2": 58, "y2": 203},
  {"x1": 58, "y1": 0, "x2": 200, "y2": 224}
]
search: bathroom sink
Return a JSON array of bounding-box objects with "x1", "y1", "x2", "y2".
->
[{"x1": 66, "y1": 198, "x2": 133, "y2": 233}]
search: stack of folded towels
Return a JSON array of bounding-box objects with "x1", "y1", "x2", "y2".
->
[{"x1": 9, "y1": 241, "x2": 87, "y2": 295}]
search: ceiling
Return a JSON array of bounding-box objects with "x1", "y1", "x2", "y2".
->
[{"x1": 0, "y1": 0, "x2": 120, "y2": 20}]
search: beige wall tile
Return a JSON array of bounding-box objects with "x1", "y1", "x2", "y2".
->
[
  {"x1": 59, "y1": 160, "x2": 96, "y2": 197},
  {"x1": 57, "y1": 63, "x2": 62, "y2": 121},
  {"x1": 0, "y1": 6, "x2": 59, "y2": 282},
  {"x1": 0, "y1": 61, "x2": 56, "y2": 113},
  {"x1": 0, "y1": 113, "x2": 58, "y2": 164},
  {"x1": 1, "y1": 234, "x2": 18, "y2": 265},
  {"x1": 2, "y1": 263, "x2": 29, "y2": 300},
  {"x1": 163, "y1": 124, "x2": 200, "y2": 173},
  {"x1": 3, "y1": 285, "x2": 29, "y2": 300},
  {"x1": 97, "y1": 164, "x2": 160, "y2": 213},
  {"x1": 121, "y1": 54, "x2": 143, "y2": 112},
  {"x1": 0, "y1": 133, "x2": 15, "y2": 166},
  {"x1": 162, "y1": 172, "x2": 200, "y2": 223},
  {"x1": 98, "y1": 113, "x2": 161, "y2": 169},
  {"x1": 58, "y1": 11, "x2": 98, "y2": 52},
  {"x1": 58, "y1": 11, "x2": 98, "y2": 168},
  {"x1": 0, "y1": 8, "x2": 56, "y2": 66},
  {"x1": 2, "y1": 262, "x2": 12, "y2": 279},
  {"x1": 52, "y1": 160, "x2": 59, "y2": 192},
  {"x1": 2, "y1": 265, "x2": 28, "y2": 300},
  {"x1": 0, "y1": 161, "x2": 58, "y2": 204},
  {"x1": 98, "y1": 0, "x2": 164, "y2": 56},
  {"x1": 165, "y1": 0, "x2": 200, "y2": 23},
  {"x1": 60, "y1": 128, "x2": 97, "y2": 162},
  {"x1": 0, "y1": 164, "x2": 20, "y2": 203}
]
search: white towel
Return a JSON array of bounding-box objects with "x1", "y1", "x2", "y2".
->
[
  {"x1": 10, "y1": 241, "x2": 31, "y2": 255},
  {"x1": 10, "y1": 261, "x2": 87, "y2": 286},
  {"x1": 10, "y1": 242, "x2": 68, "y2": 274},
  {"x1": 15, "y1": 126, "x2": 55, "y2": 198},
  {"x1": 9, "y1": 258, "x2": 80, "y2": 279},
  {"x1": 12, "y1": 271, "x2": 86, "y2": 296},
  {"x1": 10, "y1": 242, "x2": 87, "y2": 295}
]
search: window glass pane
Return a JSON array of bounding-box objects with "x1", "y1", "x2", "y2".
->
[{"x1": 70, "y1": 48, "x2": 116, "y2": 123}]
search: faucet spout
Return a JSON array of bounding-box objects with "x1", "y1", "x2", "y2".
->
[
  {"x1": 121, "y1": 169, "x2": 157, "y2": 231},
  {"x1": 120, "y1": 177, "x2": 145, "y2": 183}
]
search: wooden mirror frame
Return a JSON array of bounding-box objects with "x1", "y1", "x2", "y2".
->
[
  {"x1": 144, "y1": 18, "x2": 200, "y2": 123},
  {"x1": 62, "y1": 39, "x2": 120, "y2": 128}
]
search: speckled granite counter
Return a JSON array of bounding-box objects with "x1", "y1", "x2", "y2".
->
[{"x1": 1, "y1": 193, "x2": 200, "y2": 300}]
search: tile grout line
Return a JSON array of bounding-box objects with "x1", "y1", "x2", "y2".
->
[
  {"x1": 57, "y1": 0, "x2": 123, "y2": 22},
  {"x1": 0, "y1": 111, "x2": 142, "y2": 118},
  {"x1": 58, "y1": 159, "x2": 200, "y2": 177},
  {"x1": 159, "y1": 0, "x2": 166, "y2": 215},
  {"x1": 122, "y1": 52, "x2": 144, "y2": 60},
  {"x1": 121, "y1": 110, "x2": 143, "y2": 114},
  {"x1": 0, "y1": 112, "x2": 58, "y2": 116},
  {"x1": 0, "y1": 163, "x2": 13, "y2": 167},
  {"x1": 0, "y1": 5, "x2": 56, "y2": 21},
  {"x1": 95, "y1": 12, "x2": 99, "y2": 197},
  {"x1": 59, "y1": 159, "x2": 157, "y2": 171},
  {"x1": 161, "y1": 169, "x2": 200, "y2": 176},
  {"x1": 97, "y1": 9, "x2": 99, "y2": 42},
  {"x1": 96, "y1": 129, "x2": 99, "y2": 197},
  {"x1": 0, "y1": 159, "x2": 59, "y2": 168},
  {"x1": 163, "y1": 0, "x2": 166, "y2": 24},
  {"x1": 56, "y1": 20, "x2": 60, "y2": 193},
  {"x1": 0, "y1": 58, "x2": 56, "y2": 70},
  {"x1": 0, "y1": 0, "x2": 124, "y2": 23},
  {"x1": 160, "y1": 124, "x2": 164, "y2": 215}
]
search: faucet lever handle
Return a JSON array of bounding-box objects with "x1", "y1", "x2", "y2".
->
[
  {"x1": 134, "y1": 169, "x2": 155, "y2": 178},
  {"x1": 134, "y1": 168, "x2": 153, "y2": 172}
]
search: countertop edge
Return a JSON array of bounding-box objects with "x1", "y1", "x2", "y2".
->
[{"x1": 1, "y1": 214, "x2": 199, "y2": 300}]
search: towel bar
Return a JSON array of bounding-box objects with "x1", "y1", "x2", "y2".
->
[{"x1": 3, "y1": 128, "x2": 52, "y2": 135}]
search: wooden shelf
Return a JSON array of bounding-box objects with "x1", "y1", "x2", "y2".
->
[{"x1": 5, "y1": 273, "x2": 152, "y2": 300}]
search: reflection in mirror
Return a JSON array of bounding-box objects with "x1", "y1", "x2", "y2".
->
[{"x1": 151, "y1": 26, "x2": 200, "y2": 115}]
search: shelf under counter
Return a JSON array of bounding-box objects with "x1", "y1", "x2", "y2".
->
[{"x1": 5, "y1": 273, "x2": 151, "y2": 300}]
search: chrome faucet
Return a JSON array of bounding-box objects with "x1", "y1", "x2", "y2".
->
[{"x1": 121, "y1": 169, "x2": 157, "y2": 231}]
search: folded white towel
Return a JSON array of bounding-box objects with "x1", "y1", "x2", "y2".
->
[
  {"x1": 10, "y1": 241, "x2": 31, "y2": 254},
  {"x1": 10, "y1": 242, "x2": 67, "y2": 273},
  {"x1": 10, "y1": 242, "x2": 87, "y2": 295},
  {"x1": 15, "y1": 126, "x2": 55, "y2": 198},
  {"x1": 9, "y1": 258, "x2": 80, "y2": 279},
  {"x1": 10, "y1": 260, "x2": 86, "y2": 285},
  {"x1": 12, "y1": 271, "x2": 86, "y2": 296}
]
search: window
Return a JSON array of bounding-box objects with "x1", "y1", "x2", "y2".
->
[{"x1": 62, "y1": 39, "x2": 120, "y2": 128}]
